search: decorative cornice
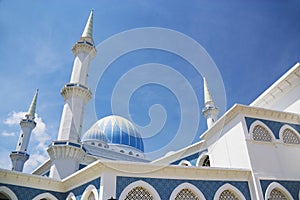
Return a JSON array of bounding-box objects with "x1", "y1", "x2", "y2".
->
[
  {"x1": 61, "y1": 83, "x2": 92, "y2": 103},
  {"x1": 72, "y1": 42, "x2": 96, "y2": 58},
  {"x1": 19, "y1": 119, "x2": 36, "y2": 129}
]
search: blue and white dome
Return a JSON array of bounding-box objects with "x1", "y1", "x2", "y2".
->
[
  {"x1": 83, "y1": 115, "x2": 144, "y2": 152},
  {"x1": 82, "y1": 124, "x2": 108, "y2": 143}
]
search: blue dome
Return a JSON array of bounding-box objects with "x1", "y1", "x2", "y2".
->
[
  {"x1": 82, "y1": 124, "x2": 108, "y2": 143},
  {"x1": 95, "y1": 115, "x2": 144, "y2": 152}
]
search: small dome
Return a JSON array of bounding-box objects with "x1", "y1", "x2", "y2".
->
[
  {"x1": 82, "y1": 124, "x2": 108, "y2": 143},
  {"x1": 92, "y1": 115, "x2": 144, "y2": 152}
]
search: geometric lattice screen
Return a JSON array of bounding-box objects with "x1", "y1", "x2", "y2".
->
[
  {"x1": 175, "y1": 188, "x2": 200, "y2": 200},
  {"x1": 124, "y1": 186, "x2": 154, "y2": 200},
  {"x1": 269, "y1": 188, "x2": 288, "y2": 200},
  {"x1": 252, "y1": 125, "x2": 272, "y2": 142},
  {"x1": 282, "y1": 128, "x2": 300, "y2": 144},
  {"x1": 219, "y1": 189, "x2": 239, "y2": 200}
]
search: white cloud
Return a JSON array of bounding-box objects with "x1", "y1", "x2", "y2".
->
[
  {"x1": 3, "y1": 111, "x2": 51, "y2": 173},
  {"x1": 3, "y1": 111, "x2": 25, "y2": 126},
  {"x1": 1, "y1": 131, "x2": 16, "y2": 137}
]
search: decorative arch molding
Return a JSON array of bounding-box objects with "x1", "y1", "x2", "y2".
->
[
  {"x1": 179, "y1": 160, "x2": 192, "y2": 166},
  {"x1": 32, "y1": 192, "x2": 58, "y2": 200},
  {"x1": 264, "y1": 182, "x2": 293, "y2": 200},
  {"x1": 196, "y1": 152, "x2": 210, "y2": 167},
  {"x1": 81, "y1": 184, "x2": 98, "y2": 200},
  {"x1": 169, "y1": 182, "x2": 206, "y2": 200},
  {"x1": 0, "y1": 186, "x2": 18, "y2": 200},
  {"x1": 66, "y1": 192, "x2": 76, "y2": 200},
  {"x1": 119, "y1": 180, "x2": 161, "y2": 200},
  {"x1": 249, "y1": 120, "x2": 275, "y2": 142},
  {"x1": 279, "y1": 124, "x2": 300, "y2": 144},
  {"x1": 213, "y1": 183, "x2": 246, "y2": 200}
]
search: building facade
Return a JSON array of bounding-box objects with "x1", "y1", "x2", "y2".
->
[{"x1": 0, "y1": 11, "x2": 300, "y2": 200}]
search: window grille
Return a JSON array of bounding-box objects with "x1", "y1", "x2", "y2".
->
[
  {"x1": 125, "y1": 186, "x2": 154, "y2": 200},
  {"x1": 282, "y1": 128, "x2": 300, "y2": 144},
  {"x1": 269, "y1": 188, "x2": 288, "y2": 200},
  {"x1": 219, "y1": 190, "x2": 239, "y2": 200},
  {"x1": 252, "y1": 125, "x2": 272, "y2": 142},
  {"x1": 175, "y1": 188, "x2": 200, "y2": 200}
]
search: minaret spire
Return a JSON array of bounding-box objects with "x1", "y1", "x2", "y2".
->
[
  {"x1": 81, "y1": 10, "x2": 93, "y2": 38},
  {"x1": 10, "y1": 90, "x2": 38, "y2": 172},
  {"x1": 26, "y1": 89, "x2": 38, "y2": 120},
  {"x1": 202, "y1": 77, "x2": 219, "y2": 129},
  {"x1": 48, "y1": 10, "x2": 96, "y2": 179}
]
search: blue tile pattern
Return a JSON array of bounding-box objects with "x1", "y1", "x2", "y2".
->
[
  {"x1": 0, "y1": 183, "x2": 65, "y2": 199},
  {"x1": 66, "y1": 177, "x2": 100, "y2": 200},
  {"x1": 116, "y1": 176, "x2": 251, "y2": 200},
  {"x1": 245, "y1": 117, "x2": 300, "y2": 139},
  {"x1": 0, "y1": 177, "x2": 100, "y2": 200},
  {"x1": 260, "y1": 180, "x2": 300, "y2": 200}
]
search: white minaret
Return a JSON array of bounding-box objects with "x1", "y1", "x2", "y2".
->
[
  {"x1": 10, "y1": 90, "x2": 38, "y2": 172},
  {"x1": 202, "y1": 77, "x2": 219, "y2": 129},
  {"x1": 48, "y1": 10, "x2": 96, "y2": 179}
]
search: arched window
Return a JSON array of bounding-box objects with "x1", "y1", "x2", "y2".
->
[
  {"x1": 119, "y1": 180, "x2": 161, "y2": 200},
  {"x1": 0, "y1": 186, "x2": 17, "y2": 200},
  {"x1": 280, "y1": 126, "x2": 300, "y2": 144},
  {"x1": 214, "y1": 184, "x2": 246, "y2": 200},
  {"x1": 170, "y1": 182, "x2": 206, "y2": 200},
  {"x1": 268, "y1": 188, "x2": 289, "y2": 200},
  {"x1": 125, "y1": 186, "x2": 153, "y2": 200},
  {"x1": 219, "y1": 190, "x2": 239, "y2": 200},
  {"x1": 179, "y1": 160, "x2": 192, "y2": 166},
  {"x1": 265, "y1": 182, "x2": 293, "y2": 200},
  {"x1": 81, "y1": 185, "x2": 98, "y2": 200},
  {"x1": 250, "y1": 121, "x2": 274, "y2": 142},
  {"x1": 175, "y1": 188, "x2": 200, "y2": 200},
  {"x1": 32, "y1": 193, "x2": 58, "y2": 200},
  {"x1": 66, "y1": 192, "x2": 76, "y2": 200}
]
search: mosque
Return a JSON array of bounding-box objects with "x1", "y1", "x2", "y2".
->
[{"x1": 1, "y1": 10, "x2": 300, "y2": 200}]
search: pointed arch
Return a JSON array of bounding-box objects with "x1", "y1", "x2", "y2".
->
[
  {"x1": 66, "y1": 192, "x2": 76, "y2": 200},
  {"x1": 279, "y1": 125, "x2": 300, "y2": 144},
  {"x1": 119, "y1": 180, "x2": 161, "y2": 200},
  {"x1": 249, "y1": 120, "x2": 275, "y2": 142},
  {"x1": 265, "y1": 182, "x2": 293, "y2": 200},
  {"x1": 169, "y1": 182, "x2": 206, "y2": 200},
  {"x1": 213, "y1": 183, "x2": 246, "y2": 200},
  {"x1": 196, "y1": 152, "x2": 210, "y2": 167},
  {"x1": 179, "y1": 160, "x2": 192, "y2": 166},
  {"x1": 81, "y1": 184, "x2": 98, "y2": 200},
  {"x1": 32, "y1": 192, "x2": 58, "y2": 200},
  {"x1": 0, "y1": 186, "x2": 17, "y2": 200}
]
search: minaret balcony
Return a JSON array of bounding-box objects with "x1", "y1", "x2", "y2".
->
[{"x1": 61, "y1": 83, "x2": 92, "y2": 102}]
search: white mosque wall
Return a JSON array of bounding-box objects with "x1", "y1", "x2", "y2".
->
[
  {"x1": 206, "y1": 115, "x2": 252, "y2": 169},
  {"x1": 246, "y1": 140, "x2": 300, "y2": 179}
]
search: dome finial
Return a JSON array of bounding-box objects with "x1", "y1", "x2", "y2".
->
[{"x1": 203, "y1": 77, "x2": 213, "y2": 104}]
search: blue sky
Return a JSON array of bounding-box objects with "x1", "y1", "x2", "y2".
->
[{"x1": 0, "y1": 1, "x2": 299, "y2": 173}]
